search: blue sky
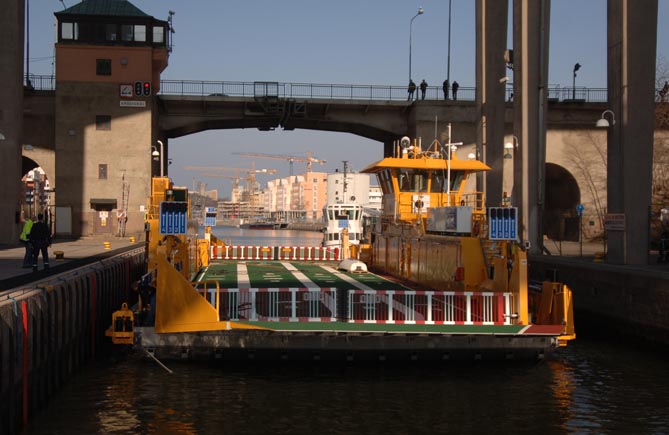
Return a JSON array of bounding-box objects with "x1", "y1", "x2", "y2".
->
[{"x1": 27, "y1": 0, "x2": 669, "y2": 196}]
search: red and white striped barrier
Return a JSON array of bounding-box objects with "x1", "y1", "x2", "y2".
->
[
  {"x1": 347, "y1": 290, "x2": 510, "y2": 325},
  {"x1": 210, "y1": 245, "x2": 341, "y2": 261},
  {"x1": 217, "y1": 288, "x2": 337, "y2": 322}
]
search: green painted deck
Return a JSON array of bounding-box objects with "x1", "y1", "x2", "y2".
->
[
  {"x1": 199, "y1": 260, "x2": 410, "y2": 290},
  {"x1": 237, "y1": 321, "x2": 526, "y2": 334}
]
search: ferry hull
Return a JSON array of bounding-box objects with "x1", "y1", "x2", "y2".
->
[{"x1": 137, "y1": 327, "x2": 559, "y2": 362}]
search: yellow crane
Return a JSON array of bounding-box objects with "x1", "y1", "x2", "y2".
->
[{"x1": 233, "y1": 151, "x2": 326, "y2": 175}]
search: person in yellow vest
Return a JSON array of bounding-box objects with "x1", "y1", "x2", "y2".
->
[{"x1": 19, "y1": 215, "x2": 34, "y2": 268}]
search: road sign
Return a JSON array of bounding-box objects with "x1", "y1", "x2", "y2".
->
[
  {"x1": 159, "y1": 201, "x2": 188, "y2": 235},
  {"x1": 488, "y1": 207, "x2": 518, "y2": 241}
]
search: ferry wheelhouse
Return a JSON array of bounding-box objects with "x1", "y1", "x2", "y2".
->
[{"x1": 322, "y1": 202, "x2": 364, "y2": 248}]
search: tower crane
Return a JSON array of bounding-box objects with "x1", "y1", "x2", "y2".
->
[
  {"x1": 232, "y1": 151, "x2": 326, "y2": 176},
  {"x1": 184, "y1": 164, "x2": 277, "y2": 209}
]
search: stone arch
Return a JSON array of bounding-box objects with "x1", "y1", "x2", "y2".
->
[
  {"x1": 22, "y1": 156, "x2": 40, "y2": 177},
  {"x1": 544, "y1": 163, "x2": 581, "y2": 241}
]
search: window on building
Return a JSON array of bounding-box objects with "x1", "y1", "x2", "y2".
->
[
  {"x1": 134, "y1": 25, "x2": 146, "y2": 42},
  {"x1": 96, "y1": 115, "x2": 111, "y2": 130},
  {"x1": 121, "y1": 25, "x2": 134, "y2": 41},
  {"x1": 153, "y1": 26, "x2": 164, "y2": 43},
  {"x1": 105, "y1": 24, "x2": 117, "y2": 41},
  {"x1": 96, "y1": 59, "x2": 112, "y2": 76},
  {"x1": 98, "y1": 164, "x2": 108, "y2": 180},
  {"x1": 61, "y1": 22, "x2": 77, "y2": 40}
]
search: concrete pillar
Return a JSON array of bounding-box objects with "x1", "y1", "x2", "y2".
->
[
  {"x1": 476, "y1": 0, "x2": 509, "y2": 208},
  {"x1": 512, "y1": 0, "x2": 551, "y2": 254},
  {"x1": 606, "y1": 0, "x2": 658, "y2": 265},
  {"x1": 0, "y1": 0, "x2": 24, "y2": 244}
]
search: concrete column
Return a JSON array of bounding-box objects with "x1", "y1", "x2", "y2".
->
[
  {"x1": 512, "y1": 0, "x2": 551, "y2": 255},
  {"x1": 0, "y1": 0, "x2": 24, "y2": 244},
  {"x1": 606, "y1": 0, "x2": 658, "y2": 265},
  {"x1": 475, "y1": 0, "x2": 509, "y2": 208}
]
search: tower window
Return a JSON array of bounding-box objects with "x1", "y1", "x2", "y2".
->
[
  {"x1": 96, "y1": 59, "x2": 111, "y2": 76},
  {"x1": 96, "y1": 115, "x2": 111, "y2": 131}
]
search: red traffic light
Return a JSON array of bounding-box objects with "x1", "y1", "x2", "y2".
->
[{"x1": 143, "y1": 82, "x2": 151, "y2": 96}]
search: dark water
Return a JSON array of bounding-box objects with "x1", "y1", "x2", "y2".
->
[
  {"x1": 22, "y1": 339, "x2": 669, "y2": 435},
  {"x1": 22, "y1": 228, "x2": 669, "y2": 434}
]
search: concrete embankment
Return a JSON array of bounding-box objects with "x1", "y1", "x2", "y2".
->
[
  {"x1": 285, "y1": 222, "x2": 323, "y2": 232},
  {"x1": 0, "y1": 248, "x2": 146, "y2": 434},
  {"x1": 529, "y1": 254, "x2": 669, "y2": 346}
]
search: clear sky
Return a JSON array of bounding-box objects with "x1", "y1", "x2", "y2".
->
[{"x1": 27, "y1": 0, "x2": 669, "y2": 196}]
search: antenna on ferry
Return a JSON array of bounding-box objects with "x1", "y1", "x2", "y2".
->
[{"x1": 342, "y1": 161, "x2": 349, "y2": 196}]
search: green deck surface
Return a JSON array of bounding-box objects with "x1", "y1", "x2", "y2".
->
[
  {"x1": 237, "y1": 321, "x2": 525, "y2": 334},
  {"x1": 199, "y1": 260, "x2": 409, "y2": 290}
]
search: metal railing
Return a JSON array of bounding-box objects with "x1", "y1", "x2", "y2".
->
[{"x1": 25, "y1": 74, "x2": 649, "y2": 104}]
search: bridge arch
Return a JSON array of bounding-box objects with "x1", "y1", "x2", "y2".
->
[{"x1": 544, "y1": 163, "x2": 581, "y2": 242}]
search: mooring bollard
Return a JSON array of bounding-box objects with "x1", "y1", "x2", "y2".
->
[
  {"x1": 129, "y1": 236, "x2": 136, "y2": 243},
  {"x1": 104, "y1": 241, "x2": 111, "y2": 250},
  {"x1": 54, "y1": 250, "x2": 65, "y2": 260}
]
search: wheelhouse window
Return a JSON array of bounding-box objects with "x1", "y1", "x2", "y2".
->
[
  {"x1": 398, "y1": 169, "x2": 429, "y2": 192},
  {"x1": 377, "y1": 169, "x2": 393, "y2": 194}
]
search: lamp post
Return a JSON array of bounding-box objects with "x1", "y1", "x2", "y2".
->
[
  {"x1": 152, "y1": 140, "x2": 164, "y2": 177},
  {"x1": 572, "y1": 62, "x2": 581, "y2": 100},
  {"x1": 447, "y1": 0, "x2": 452, "y2": 84},
  {"x1": 409, "y1": 7, "x2": 425, "y2": 83}
]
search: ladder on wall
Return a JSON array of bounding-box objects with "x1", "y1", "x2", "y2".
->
[{"x1": 118, "y1": 172, "x2": 130, "y2": 237}]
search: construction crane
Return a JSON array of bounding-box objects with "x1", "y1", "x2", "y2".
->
[
  {"x1": 184, "y1": 164, "x2": 277, "y2": 210},
  {"x1": 233, "y1": 151, "x2": 326, "y2": 176}
]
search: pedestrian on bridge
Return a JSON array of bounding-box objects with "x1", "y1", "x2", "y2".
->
[
  {"x1": 407, "y1": 80, "x2": 417, "y2": 101},
  {"x1": 29, "y1": 213, "x2": 51, "y2": 272},
  {"x1": 452, "y1": 81, "x2": 460, "y2": 100},
  {"x1": 443, "y1": 79, "x2": 449, "y2": 100},
  {"x1": 420, "y1": 79, "x2": 428, "y2": 100}
]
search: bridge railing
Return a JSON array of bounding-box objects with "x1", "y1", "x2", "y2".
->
[{"x1": 24, "y1": 74, "x2": 625, "y2": 103}]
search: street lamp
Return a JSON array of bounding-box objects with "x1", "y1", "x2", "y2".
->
[
  {"x1": 504, "y1": 135, "x2": 518, "y2": 159},
  {"x1": 572, "y1": 62, "x2": 581, "y2": 100},
  {"x1": 152, "y1": 140, "x2": 164, "y2": 177},
  {"x1": 409, "y1": 7, "x2": 425, "y2": 83},
  {"x1": 596, "y1": 109, "x2": 616, "y2": 128},
  {"x1": 446, "y1": 0, "x2": 452, "y2": 84}
]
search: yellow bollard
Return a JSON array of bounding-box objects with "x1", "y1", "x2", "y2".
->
[
  {"x1": 104, "y1": 241, "x2": 111, "y2": 250},
  {"x1": 54, "y1": 250, "x2": 65, "y2": 260},
  {"x1": 129, "y1": 236, "x2": 136, "y2": 243},
  {"x1": 593, "y1": 252, "x2": 605, "y2": 263}
]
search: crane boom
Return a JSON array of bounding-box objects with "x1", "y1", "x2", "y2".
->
[{"x1": 233, "y1": 151, "x2": 326, "y2": 175}]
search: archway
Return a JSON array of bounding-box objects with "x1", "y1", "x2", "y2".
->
[{"x1": 544, "y1": 163, "x2": 581, "y2": 242}]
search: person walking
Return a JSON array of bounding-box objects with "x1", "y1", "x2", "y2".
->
[
  {"x1": 442, "y1": 79, "x2": 449, "y2": 100},
  {"x1": 407, "y1": 80, "x2": 416, "y2": 101},
  {"x1": 19, "y1": 215, "x2": 34, "y2": 268},
  {"x1": 452, "y1": 81, "x2": 460, "y2": 100},
  {"x1": 28, "y1": 213, "x2": 51, "y2": 272},
  {"x1": 420, "y1": 79, "x2": 428, "y2": 100}
]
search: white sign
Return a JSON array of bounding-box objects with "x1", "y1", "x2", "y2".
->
[
  {"x1": 604, "y1": 213, "x2": 625, "y2": 231},
  {"x1": 119, "y1": 84, "x2": 133, "y2": 98},
  {"x1": 120, "y1": 100, "x2": 146, "y2": 108}
]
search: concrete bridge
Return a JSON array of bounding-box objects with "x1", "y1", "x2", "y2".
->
[{"x1": 23, "y1": 77, "x2": 652, "y2": 243}]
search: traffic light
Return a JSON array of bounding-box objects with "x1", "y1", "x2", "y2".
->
[
  {"x1": 134, "y1": 81, "x2": 142, "y2": 96},
  {"x1": 143, "y1": 81, "x2": 151, "y2": 96},
  {"x1": 26, "y1": 188, "x2": 34, "y2": 204}
]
